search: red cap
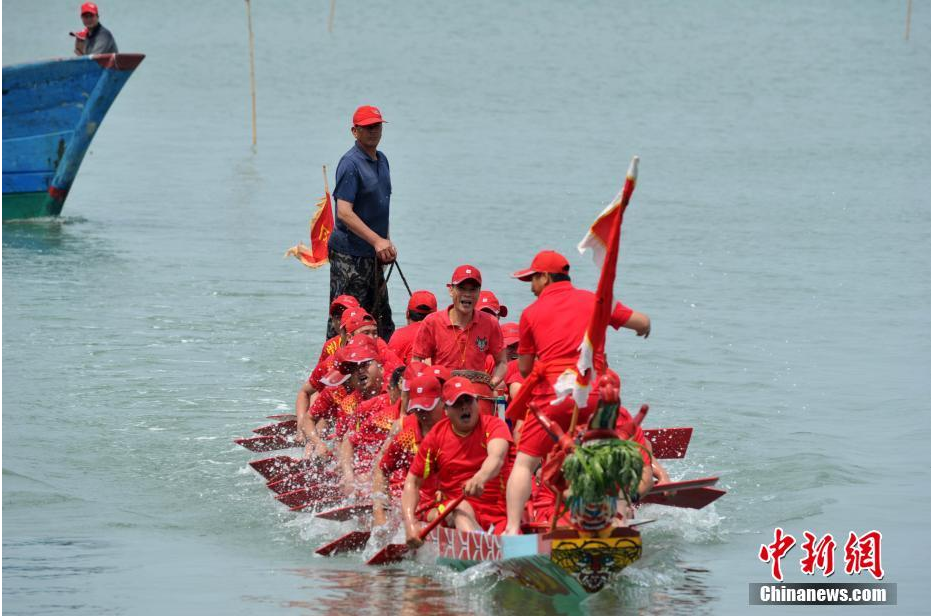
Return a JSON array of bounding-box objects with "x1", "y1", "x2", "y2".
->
[
  {"x1": 442, "y1": 376, "x2": 478, "y2": 405},
  {"x1": 401, "y1": 361, "x2": 426, "y2": 392},
  {"x1": 353, "y1": 105, "x2": 385, "y2": 127},
  {"x1": 426, "y1": 364, "x2": 452, "y2": 384},
  {"x1": 330, "y1": 294, "x2": 360, "y2": 315},
  {"x1": 407, "y1": 290, "x2": 437, "y2": 314},
  {"x1": 70, "y1": 28, "x2": 89, "y2": 39},
  {"x1": 340, "y1": 308, "x2": 376, "y2": 334},
  {"x1": 478, "y1": 290, "x2": 507, "y2": 318},
  {"x1": 500, "y1": 322, "x2": 520, "y2": 347},
  {"x1": 407, "y1": 374, "x2": 442, "y2": 412},
  {"x1": 450, "y1": 264, "x2": 482, "y2": 286},
  {"x1": 511, "y1": 250, "x2": 570, "y2": 281},
  {"x1": 322, "y1": 336, "x2": 378, "y2": 385},
  {"x1": 81, "y1": 2, "x2": 99, "y2": 15}
]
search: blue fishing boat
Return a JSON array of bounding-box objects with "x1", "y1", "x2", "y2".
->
[{"x1": 2, "y1": 53, "x2": 144, "y2": 221}]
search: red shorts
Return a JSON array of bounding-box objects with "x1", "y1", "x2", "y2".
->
[
  {"x1": 516, "y1": 389, "x2": 598, "y2": 458},
  {"x1": 467, "y1": 497, "x2": 507, "y2": 533}
]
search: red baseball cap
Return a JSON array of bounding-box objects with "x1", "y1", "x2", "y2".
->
[
  {"x1": 478, "y1": 290, "x2": 507, "y2": 318},
  {"x1": 511, "y1": 250, "x2": 570, "y2": 281},
  {"x1": 70, "y1": 28, "x2": 89, "y2": 39},
  {"x1": 401, "y1": 361, "x2": 426, "y2": 392},
  {"x1": 353, "y1": 105, "x2": 386, "y2": 127},
  {"x1": 340, "y1": 308, "x2": 376, "y2": 334},
  {"x1": 321, "y1": 336, "x2": 378, "y2": 385},
  {"x1": 500, "y1": 322, "x2": 520, "y2": 347},
  {"x1": 450, "y1": 264, "x2": 482, "y2": 286},
  {"x1": 407, "y1": 290, "x2": 437, "y2": 314},
  {"x1": 330, "y1": 294, "x2": 360, "y2": 315},
  {"x1": 426, "y1": 364, "x2": 452, "y2": 384},
  {"x1": 407, "y1": 374, "x2": 442, "y2": 412},
  {"x1": 442, "y1": 376, "x2": 478, "y2": 405},
  {"x1": 81, "y1": 2, "x2": 99, "y2": 15}
]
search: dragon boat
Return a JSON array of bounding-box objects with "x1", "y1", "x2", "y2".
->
[{"x1": 238, "y1": 388, "x2": 725, "y2": 604}]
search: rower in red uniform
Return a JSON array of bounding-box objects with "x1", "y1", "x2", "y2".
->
[
  {"x1": 402, "y1": 377, "x2": 514, "y2": 547},
  {"x1": 315, "y1": 294, "x2": 361, "y2": 365},
  {"x1": 297, "y1": 307, "x2": 393, "y2": 447},
  {"x1": 372, "y1": 373, "x2": 445, "y2": 526},
  {"x1": 504, "y1": 250, "x2": 651, "y2": 535},
  {"x1": 387, "y1": 290, "x2": 437, "y2": 364},
  {"x1": 411, "y1": 265, "x2": 506, "y2": 388},
  {"x1": 331, "y1": 343, "x2": 402, "y2": 496}
]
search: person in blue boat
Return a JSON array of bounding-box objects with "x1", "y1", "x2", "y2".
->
[
  {"x1": 71, "y1": 2, "x2": 118, "y2": 56},
  {"x1": 328, "y1": 105, "x2": 396, "y2": 342}
]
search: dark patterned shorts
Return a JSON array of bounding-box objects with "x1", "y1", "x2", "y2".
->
[{"x1": 328, "y1": 249, "x2": 395, "y2": 341}]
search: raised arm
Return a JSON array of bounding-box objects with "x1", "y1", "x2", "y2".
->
[{"x1": 463, "y1": 438, "x2": 509, "y2": 496}]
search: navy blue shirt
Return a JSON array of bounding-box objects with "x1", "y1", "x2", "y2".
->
[{"x1": 329, "y1": 142, "x2": 392, "y2": 257}]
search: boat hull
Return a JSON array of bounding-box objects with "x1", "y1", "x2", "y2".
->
[
  {"x1": 432, "y1": 526, "x2": 642, "y2": 599},
  {"x1": 2, "y1": 53, "x2": 144, "y2": 221}
]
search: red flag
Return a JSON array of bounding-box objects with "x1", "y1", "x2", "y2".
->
[
  {"x1": 562, "y1": 156, "x2": 638, "y2": 403},
  {"x1": 286, "y1": 192, "x2": 334, "y2": 269}
]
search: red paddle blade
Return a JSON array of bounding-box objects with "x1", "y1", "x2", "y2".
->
[
  {"x1": 647, "y1": 476, "x2": 718, "y2": 495},
  {"x1": 266, "y1": 468, "x2": 339, "y2": 494},
  {"x1": 266, "y1": 413, "x2": 297, "y2": 421},
  {"x1": 315, "y1": 530, "x2": 371, "y2": 556},
  {"x1": 366, "y1": 543, "x2": 409, "y2": 566},
  {"x1": 316, "y1": 504, "x2": 374, "y2": 522},
  {"x1": 235, "y1": 435, "x2": 297, "y2": 452},
  {"x1": 640, "y1": 486, "x2": 726, "y2": 509},
  {"x1": 253, "y1": 419, "x2": 298, "y2": 437},
  {"x1": 644, "y1": 427, "x2": 693, "y2": 459},
  {"x1": 249, "y1": 456, "x2": 300, "y2": 480},
  {"x1": 275, "y1": 484, "x2": 342, "y2": 511}
]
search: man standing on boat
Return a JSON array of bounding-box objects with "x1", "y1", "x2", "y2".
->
[
  {"x1": 503, "y1": 250, "x2": 651, "y2": 535},
  {"x1": 74, "y1": 3, "x2": 118, "y2": 55},
  {"x1": 328, "y1": 105, "x2": 396, "y2": 342},
  {"x1": 411, "y1": 265, "x2": 507, "y2": 389}
]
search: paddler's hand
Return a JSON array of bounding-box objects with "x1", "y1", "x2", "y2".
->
[
  {"x1": 374, "y1": 238, "x2": 397, "y2": 264},
  {"x1": 463, "y1": 475, "x2": 485, "y2": 497},
  {"x1": 405, "y1": 523, "x2": 424, "y2": 549}
]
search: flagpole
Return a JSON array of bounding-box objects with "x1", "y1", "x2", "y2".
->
[
  {"x1": 245, "y1": 0, "x2": 258, "y2": 149},
  {"x1": 322, "y1": 165, "x2": 330, "y2": 195}
]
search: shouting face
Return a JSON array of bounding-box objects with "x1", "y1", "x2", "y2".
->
[{"x1": 445, "y1": 395, "x2": 479, "y2": 436}]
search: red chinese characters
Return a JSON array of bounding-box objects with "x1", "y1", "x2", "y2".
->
[
  {"x1": 799, "y1": 531, "x2": 836, "y2": 577},
  {"x1": 843, "y1": 530, "x2": 884, "y2": 580},
  {"x1": 759, "y1": 527, "x2": 796, "y2": 582}
]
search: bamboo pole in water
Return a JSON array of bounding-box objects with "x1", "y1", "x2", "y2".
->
[
  {"x1": 905, "y1": 0, "x2": 913, "y2": 40},
  {"x1": 328, "y1": 0, "x2": 336, "y2": 33},
  {"x1": 246, "y1": 0, "x2": 258, "y2": 148}
]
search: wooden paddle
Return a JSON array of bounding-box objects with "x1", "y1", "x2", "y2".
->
[
  {"x1": 643, "y1": 427, "x2": 693, "y2": 459},
  {"x1": 316, "y1": 497, "x2": 437, "y2": 523},
  {"x1": 316, "y1": 503, "x2": 374, "y2": 522},
  {"x1": 266, "y1": 468, "x2": 339, "y2": 495},
  {"x1": 315, "y1": 530, "x2": 372, "y2": 556},
  {"x1": 275, "y1": 484, "x2": 342, "y2": 510},
  {"x1": 249, "y1": 455, "x2": 301, "y2": 480},
  {"x1": 266, "y1": 413, "x2": 297, "y2": 421},
  {"x1": 367, "y1": 493, "x2": 466, "y2": 565},
  {"x1": 252, "y1": 419, "x2": 298, "y2": 437},
  {"x1": 639, "y1": 486, "x2": 726, "y2": 509},
  {"x1": 235, "y1": 434, "x2": 297, "y2": 453},
  {"x1": 646, "y1": 476, "x2": 718, "y2": 494}
]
